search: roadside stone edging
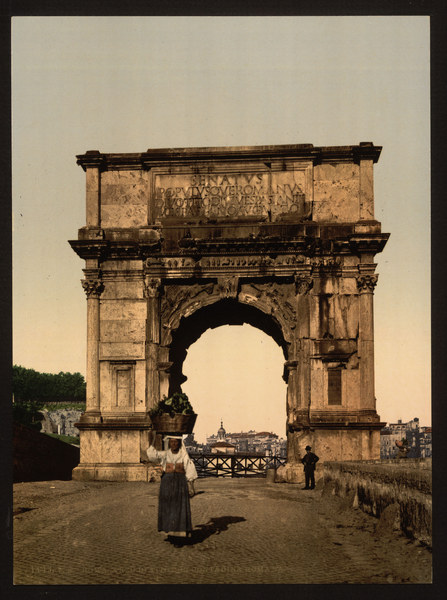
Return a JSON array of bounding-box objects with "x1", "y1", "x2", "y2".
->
[{"x1": 322, "y1": 459, "x2": 432, "y2": 546}]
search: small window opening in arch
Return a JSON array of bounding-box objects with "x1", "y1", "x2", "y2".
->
[{"x1": 327, "y1": 368, "x2": 342, "y2": 405}]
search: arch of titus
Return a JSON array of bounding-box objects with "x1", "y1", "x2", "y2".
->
[{"x1": 69, "y1": 142, "x2": 389, "y2": 481}]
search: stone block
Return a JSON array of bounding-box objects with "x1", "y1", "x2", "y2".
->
[
  {"x1": 275, "y1": 464, "x2": 305, "y2": 484},
  {"x1": 101, "y1": 170, "x2": 150, "y2": 205},
  {"x1": 80, "y1": 430, "x2": 101, "y2": 463},
  {"x1": 101, "y1": 204, "x2": 148, "y2": 228},
  {"x1": 99, "y1": 342, "x2": 145, "y2": 360},
  {"x1": 72, "y1": 465, "x2": 96, "y2": 481},
  {"x1": 100, "y1": 281, "x2": 144, "y2": 300},
  {"x1": 344, "y1": 370, "x2": 360, "y2": 409},
  {"x1": 100, "y1": 300, "x2": 146, "y2": 321},
  {"x1": 100, "y1": 319, "x2": 146, "y2": 343},
  {"x1": 121, "y1": 431, "x2": 140, "y2": 463},
  {"x1": 102, "y1": 259, "x2": 143, "y2": 271},
  {"x1": 313, "y1": 163, "x2": 360, "y2": 222},
  {"x1": 72, "y1": 463, "x2": 162, "y2": 482},
  {"x1": 99, "y1": 430, "x2": 121, "y2": 463}
]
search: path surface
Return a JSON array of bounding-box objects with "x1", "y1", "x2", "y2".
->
[{"x1": 13, "y1": 478, "x2": 432, "y2": 584}]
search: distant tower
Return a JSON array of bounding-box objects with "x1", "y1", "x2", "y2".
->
[{"x1": 217, "y1": 419, "x2": 226, "y2": 441}]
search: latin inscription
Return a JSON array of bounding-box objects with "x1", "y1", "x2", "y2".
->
[{"x1": 153, "y1": 171, "x2": 308, "y2": 219}]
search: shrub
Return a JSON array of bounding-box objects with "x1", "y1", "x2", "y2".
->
[{"x1": 149, "y1": 392, "x2": 194, "y2": 417}]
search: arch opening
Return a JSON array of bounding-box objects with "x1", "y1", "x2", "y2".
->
[
  {"x1": 181, "y1": 323, "x2": 288, "y2": 444},
  {"x1": 168, "y1": 298, "x2": 289, "y2": 396}
]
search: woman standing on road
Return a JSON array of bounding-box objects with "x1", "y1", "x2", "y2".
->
[{"x1": 147, "y1": 435, "x2": 198, "y2": 540}]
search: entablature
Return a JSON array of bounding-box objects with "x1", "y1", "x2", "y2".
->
[
  {"x1": 69, "y1": 221, "x2": 388, "y2": 264},
  {"x1": 76, "y1": 142, "x2": 382, "y2": 172}
]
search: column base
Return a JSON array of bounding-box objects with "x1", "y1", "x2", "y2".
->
[
  {"x1": 76, "y1": 410, "x2": 102, "y2": 425},
  {"x1": 72, "y1": 462, "x2": 162, "y2": 482},
  {"x1": 275, "y1": 463, "x2": 305, "y2": 485}
]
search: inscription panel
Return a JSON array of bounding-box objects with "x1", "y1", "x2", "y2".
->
[{"x1": 153, "y1": 165, "x2": 312, "y2": 220}]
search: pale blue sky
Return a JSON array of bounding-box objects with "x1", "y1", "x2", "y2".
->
[{"x1": 12, "y1": 16, "x2": 430, "y2": 442}]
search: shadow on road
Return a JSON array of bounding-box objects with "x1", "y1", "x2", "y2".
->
[{"x1": 166, "y1": 516, "x2": 246, "y2": 547}]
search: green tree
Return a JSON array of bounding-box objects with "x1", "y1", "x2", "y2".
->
[
  {"x1": 13, "y1": 365, "x2": 86, "y2": 403},
  {"x1": 12, "y1": 400, "x2": 43, "y2": 430}
]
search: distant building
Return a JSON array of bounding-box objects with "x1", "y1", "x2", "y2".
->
[
  {"x1": 419, "y1": 426, "x2": 432, "y2": 458},
  {"x1": 210, "y1": 441, "x2": 237, "y2": 454},
  {"x1": 380, "y1": 418, "x2": 431, "y2": 459},
  {"x1": 206, "y1": 421, "x2": 286, "y2": 456}
]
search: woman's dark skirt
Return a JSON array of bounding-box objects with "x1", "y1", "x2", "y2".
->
[{"x1": 158, "y1": 472, "x2": 192, "y2": 534}]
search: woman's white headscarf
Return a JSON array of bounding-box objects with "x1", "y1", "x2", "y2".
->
[{"x1": 163, "y1": 434, "x2": 187, "y2": 454}]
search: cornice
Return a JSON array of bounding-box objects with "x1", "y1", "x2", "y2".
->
[
  {"x1": 69, "y1": 239, "x2": 109, "y2": 260},
  {"x1": 349, "y1": 233, "x2": 390, "y2": 255},
  {"x1": 76, "y1": 142, "x2": 382, "y2": 171},
  {"x1": 69, "y1": 223, "x2": 389, "y2": 263}
]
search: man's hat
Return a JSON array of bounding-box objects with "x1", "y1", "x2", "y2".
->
[{"x1": 305, "y1": 445, "x2": 311, "y2": 451}]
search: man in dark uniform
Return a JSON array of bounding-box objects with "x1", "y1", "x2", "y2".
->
[{"x1": 301, "y1": 445, "x2": 319, "y2": 490}]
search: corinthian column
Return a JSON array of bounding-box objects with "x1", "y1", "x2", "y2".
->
[
  {"x1": 81, "y1": 277, "x2": 104, "y2": 414},
  {"x1": 144, "y1": 277, "x2": 162, "y2": 410},
  {"x1": 356, "y1": 273, "x2": 378, "y2": 411}
]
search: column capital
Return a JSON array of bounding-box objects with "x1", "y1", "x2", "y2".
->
[
  {"x1": 144, "y1": 277, "x2": 162, "y2": 299},
  {"x1": 356, "y1": 274, "x2": 378, "y2": 294},
  {"x1": 81, "y1": 278, "x2": 104, "y2": 299},
  {"x1": 294, "y1": 273, "x2": 313, "y2": 295}
]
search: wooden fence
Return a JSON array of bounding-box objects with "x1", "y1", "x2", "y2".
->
[{"x1": 189, "y1": 452, "x2": 286, "y2": 478}]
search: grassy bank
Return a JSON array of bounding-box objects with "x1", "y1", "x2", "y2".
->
[
  {"x1": 41, "y1": 403, "x2": 86, "y2": 411},
  {"x1": 44, "y1": 433, "x2": 80, "y2": 446}
]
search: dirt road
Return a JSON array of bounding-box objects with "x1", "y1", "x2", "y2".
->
[{"x1": 13, "y1": 478, "x2": 432, "y2": 584}]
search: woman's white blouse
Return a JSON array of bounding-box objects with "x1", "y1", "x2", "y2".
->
[{"x1": 146, "y1": 446, "x2": 198, "y2": 481}]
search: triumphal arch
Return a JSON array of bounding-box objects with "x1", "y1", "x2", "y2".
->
[{"x1": 70, "y1": 142, "x2": 389, "y2": 481}]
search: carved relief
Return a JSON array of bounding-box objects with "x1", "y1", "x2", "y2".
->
[
  {"x1": 160, "y1": 283, "x2": 215, "y2": 344},
  {"x1": 217, "y1": 276, "x2": 239, "y2": 299},
  {"x1": 356, "y1": 274, "x2": 378, "y2": 293},
  {"x1": 240, "y1": 282, "x2": 297, "y2": 343},
  {"x1": 311, "y1": 256, "x2": 342, "y2": 269},
  {"x1": 144, "y1": 253, "x2": 308, "y2": 271},
  {"x1": 144, "y1": 257, "x2": 162, "y2": 269},
  {"x1": 81, "y1": 279, "x2": 104, "y2": 298}
]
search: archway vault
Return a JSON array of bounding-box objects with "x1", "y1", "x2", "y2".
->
[{"x1": 166, "y1": 296, "x2": 290, "y2": 396}]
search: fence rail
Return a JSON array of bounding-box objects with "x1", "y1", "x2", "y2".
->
[{"x1": 189, "y1": 452, "x2": 286, "y2": 478}]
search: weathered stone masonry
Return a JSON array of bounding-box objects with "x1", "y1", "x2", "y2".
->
[{"x1": 69, "y1": 142, "x2": 389, "y2": 481}]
